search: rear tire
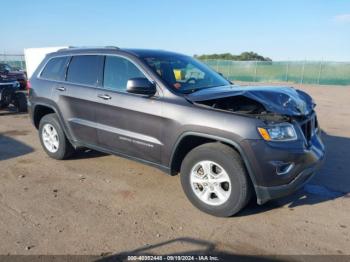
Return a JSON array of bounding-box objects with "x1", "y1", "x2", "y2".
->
[
  {"x1": 13, "y1": 92, "x2": 28, "y2": 112},
  {"x1": 39, "y1": 113, "x2": 74, "y2": 160},
  {"x1": 180, "y1": 143, "x2": 251, "y2": 217}
]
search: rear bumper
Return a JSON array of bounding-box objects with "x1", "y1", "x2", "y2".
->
[{"x1": 28, "y1": 101, "x2": 35, "y2": 125}]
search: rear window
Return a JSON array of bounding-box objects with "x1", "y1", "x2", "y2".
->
[
  {"x1": 66, "y1": 55, "x2": 103, "y2": 86},
  {"x1": 41, "y1": 56, "x2": 69, "y2": 80}
]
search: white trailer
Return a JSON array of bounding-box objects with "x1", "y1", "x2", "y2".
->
[{"x1": 24, "y1": 46, "x2": 68, "y2": 79}]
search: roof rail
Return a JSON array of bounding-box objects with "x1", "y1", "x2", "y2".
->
[
  {"x1": 57, "y1": 46, "x2": 120, "y2": 52},
  {"x1": 57, "y1": 46, "x2": 75, "y2": 51},
  {"x1": 104, "y1": 46, "x2": 120, "y2": 49}
]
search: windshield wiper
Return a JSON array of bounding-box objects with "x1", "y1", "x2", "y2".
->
[
  {"x1": 182, "y1": 88, "x2": 202, "y2": 94},
  {"x1": 182, "y1": 85, "x2": 226, "y2": 94}
]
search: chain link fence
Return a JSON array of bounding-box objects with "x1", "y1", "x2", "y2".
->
[
  {"x1": 0, "y1": 54, "x2": 26, "y2": 70},
  {"x1": 202, "y1": 60, "x2": 350, "y2": 86}
]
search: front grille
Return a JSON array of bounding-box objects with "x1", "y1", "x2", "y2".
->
[{"x1": 299, "y1": 114, "x2": 317, "y2": 144}]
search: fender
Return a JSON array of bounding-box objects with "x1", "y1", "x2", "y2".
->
[
  {"x1": 169, "y1": 131, "x2": 259, "y2": 188},
  {"x1": 31, "y1": 101, "x2": 76, "y2": 145}
]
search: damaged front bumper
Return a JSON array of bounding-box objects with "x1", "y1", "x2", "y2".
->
[
  {"x1": 241, "y1": 126, "x2": 325, "y2": 205},
  {"x1": 255, "y1": 159, "x2": 324, "y2": 205}
]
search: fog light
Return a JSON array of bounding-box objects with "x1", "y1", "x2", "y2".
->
[
  {"x1": 270, "y1": 161, "x2": 295, "y2": 176},
  {"x1": 277, "y1": 163, "x2": 294, "y2": 175}
]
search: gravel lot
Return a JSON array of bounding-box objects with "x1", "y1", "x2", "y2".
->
[{"x1": 0, "y1": 84, "x2": 349, "y2": 258}]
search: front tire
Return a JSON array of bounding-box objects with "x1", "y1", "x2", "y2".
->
[
  {"x1": 180, "y1": 143, "x2": 251, "y2": 217},
  {"x1": 0, "y1": 89, "x2": 12, "y2": 108},
  {"x1": 39, "y1": 113, "x2": 74, "y2": 160}
]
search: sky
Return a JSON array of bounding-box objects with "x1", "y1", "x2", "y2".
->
[{"x1": 1, "y1": 0, "x2": 350, "y2": 61}]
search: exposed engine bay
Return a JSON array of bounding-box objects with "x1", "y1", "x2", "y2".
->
[
  {"x1": 193, "y1": 96, "x2": 290, "y2": 122},
  {"x1": 187, "y1": 85, "x2": 315, "y2": 122},
  {"x1": 195, "y1": 96, "x2": 266, "y2": 115}
]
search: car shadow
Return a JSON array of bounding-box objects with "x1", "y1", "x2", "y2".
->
[
  {"x1": 69, "y1": 148, "x2": 108, "y2": 160},
  {"x1": 0, "y1": 134, "x2": 34, "y2": 161},
  {"x1": 238, "y1": 131, "x2": 350, "y2": 216},
  {"x1": 0, "y1": 106, "x2": 28, "y2": 116},
  {"x1": 97, "y1": 237, "x2": 279, "y2": 262}
]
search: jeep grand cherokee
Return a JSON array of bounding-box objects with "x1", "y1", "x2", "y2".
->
[{"x1": 28, "y1": 47, "x2": 325, "y2": 217}]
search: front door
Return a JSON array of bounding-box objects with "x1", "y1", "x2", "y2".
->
[{"x1": 95, "y1": 55, "x2": 163, "y2": 164}]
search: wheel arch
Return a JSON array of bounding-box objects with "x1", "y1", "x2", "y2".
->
[
  {"x1": 0, "y1": 87, "x2": 13, "y2": 94},
  {"x1": 169, "y1": 132, "x2": 258, "y2": 189},
  {"x1": 0, "y1": 87, "x2": 14, "y2": 103},
  {"x1": 32, "y1": 103, "x2": 74, "y2": 144},
  {"x1": 33, "y1": 103, "x2": 57, "y2": 129}
]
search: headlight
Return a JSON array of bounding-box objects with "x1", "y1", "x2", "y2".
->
[{"x1": 258, "y1": 123, "x2": 297, "y2": 141}]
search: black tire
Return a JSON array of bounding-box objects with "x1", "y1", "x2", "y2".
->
[
  {"x1": 13, "y1": 92, "x2": 28, "y2": 112},
  {"x1": 38, "y1": 113, "x2": 74, "y2": 160},
  {"x1": 0, "y1": 88, "x2": 12, "y2": 108},
  {"x1": 180, "y1": 143, "x2": 252, "y2": 217}
]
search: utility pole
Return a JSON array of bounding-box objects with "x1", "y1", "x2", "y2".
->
[
  {"x1": 285, "y1": 61, "x2": 289, "y2": 82},
  {"x1": 317, "y1": 60, "x2": 323, "y2": 85},
  {"x1": 254, "y1": 60, "x2": 258, "y2": 82},
  {"x1": 300, "y1": 60, "x2": 306, "y2": 85}
]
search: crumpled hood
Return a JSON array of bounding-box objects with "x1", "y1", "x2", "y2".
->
[{"x1": 186, "y1": 85, "x2": 315, "y2": 116}]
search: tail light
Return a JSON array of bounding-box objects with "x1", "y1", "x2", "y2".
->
[{"x1": 26, "y1": 80, "x2": 31, "y2": 95}]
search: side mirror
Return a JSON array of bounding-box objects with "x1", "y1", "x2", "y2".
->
[{"x1": 126, "y1": 77, "x2": 156, "y2": 96}]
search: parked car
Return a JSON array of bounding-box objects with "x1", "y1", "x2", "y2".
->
[
  {"x1": 0, "y1": 63, "x2": 27, "y2": 90},
  {"x1": 28, "y1": 47, "x2": 325, "y2": 217},
  {"x1": 0, "y1": 75, "x2": 27, "y2": 112}
]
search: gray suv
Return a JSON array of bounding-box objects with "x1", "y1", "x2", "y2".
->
[{"x1": 28, "y1": 47, "x2": 325, "y2": 217}]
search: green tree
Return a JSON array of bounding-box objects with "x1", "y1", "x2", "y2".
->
[{"x1": 194, "y1": 52, "x2": 271, "y2": 61}]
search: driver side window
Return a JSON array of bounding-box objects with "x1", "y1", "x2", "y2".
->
[{"x1": 103, "y1": 56, "x2": 145, "y2": 92}]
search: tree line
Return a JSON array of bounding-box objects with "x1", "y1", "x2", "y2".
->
[{"x1": 194, "y1": 52, "x2": 272, "y2": 61}]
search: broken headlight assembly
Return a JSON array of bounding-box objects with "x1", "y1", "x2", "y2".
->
[{"x1": 258, "y1": 123, "x2": 297, "y2": 141}]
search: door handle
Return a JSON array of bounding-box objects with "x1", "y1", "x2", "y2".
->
[
  {"x1": 98, "y1": 94, "x2": 112, "y2": 100},
  {"x1": 56, "y1": 87, "x2": 66, "y2": 91}
]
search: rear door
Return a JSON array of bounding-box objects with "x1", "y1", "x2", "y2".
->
[
  {"x1": 95, "y1": 55, "x2": 163, "y2": 164},
  {"x1": 56, "y1": 55, "x2": 103, "y2": 146}
]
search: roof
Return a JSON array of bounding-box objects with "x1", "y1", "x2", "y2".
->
[
  {"x1": 53, "y1": 46, "x2": 186, "y2": 58},
  {"x1": 123, "y1": 48, "x2": 186, "y2": 58}
]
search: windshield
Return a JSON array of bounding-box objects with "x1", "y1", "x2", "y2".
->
[
  {"x1": 0, "y1": 64, "x2": 13, "y2": 72},
  {"x1": 142, "y1": 55, "x2": 230, "y2": 93}
]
